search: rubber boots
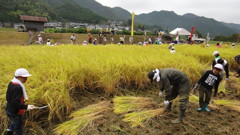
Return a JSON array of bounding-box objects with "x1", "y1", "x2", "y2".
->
[
  {"x1": 204, "y1": 104, "x2": 211, "y2": 112},
  {"x1": 4, "y1": 131, "x2": 14, "y2": 135},
  {"x1": 197, "y1": 107, "x2": 203, "y2": 112},
  {"x1": 171, "y1": 110, "x2": 185, "y2": 124},
  {"x1": 165, "y1": 102, "x2": 172, "y2": 112}
]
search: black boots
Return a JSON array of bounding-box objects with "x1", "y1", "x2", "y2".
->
[
  {"x1": 171, "y1": 110, "x2": 185, "y2": 124},
  {"x1": 4, "y1": 131, "x2": 14, "y2": 135},
  {"x1": 165, "y1": 102, "x2": 172, "y2": 112}
]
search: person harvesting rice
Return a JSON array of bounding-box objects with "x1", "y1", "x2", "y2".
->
[{"x1": 148, "y1": 68, "x2": 190, "y2": 123}]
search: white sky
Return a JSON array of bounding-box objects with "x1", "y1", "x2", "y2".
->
[{"x1": 95, "y1": 0, "x2": 240, "y2": 24}]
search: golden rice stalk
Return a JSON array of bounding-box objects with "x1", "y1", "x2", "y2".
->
[
  {"x1": 123, "y1": 108, "x2": 165, "y2": 127},
  {"x1": 214, "y1": 100, "x2": 240, "y2": 106},
  {"x1": 208, "y1": 104, "x2": 219, "y2": 110},
  {"x1": 226, "y1": 105, "x2": 240, "y2": 112},
  {"x1": 54, "y1": 101, "x2": 111, "y2": 135},
  {"x1": 25, "y1": 121, "x2": 47, "y2": 135},
  {"x1": 113, "y1": 96, "x2": 157, "y2": 114},
  {"x1": 189, "y1": 94, "x2": 199, "y2": 103}
]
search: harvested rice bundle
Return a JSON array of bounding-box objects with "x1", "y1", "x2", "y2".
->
[
  {"x1": 113, "y1": 96, "x2": 158, "y2": 114},
  {"x1": 123, "y1": 108, "x2": 165, "y2": 127},
  {"x1": 54, "y1": 101, "x2": 111, "y2": 135}
]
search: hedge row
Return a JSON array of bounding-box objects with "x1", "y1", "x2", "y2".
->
[{"x1": 45, "y1": 28, "x2": 153, "y2": 35}]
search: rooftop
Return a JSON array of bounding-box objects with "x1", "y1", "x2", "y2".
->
[{"x1": 20, "y1": 15, "x2": 48, "y2": 22}]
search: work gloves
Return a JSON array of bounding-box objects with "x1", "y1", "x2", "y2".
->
[
  {"x1": 194, "y1": 83, "x2": 199, "y2": 88},
  {"x1": 192, "y1": 83, "x2": 199, "y2": 93},
  {"x1": 159, "y1": 91, "x2": 163, "y2": 97},
  {"x1": 27, "y1": 105, "x2": 37, "y2": 110},
  {"x1": 164, "y1": 100, "x2": 169, "y2": 106}
]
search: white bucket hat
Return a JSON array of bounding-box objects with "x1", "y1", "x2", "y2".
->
[
  {"x1": 214, "y1": 64, "x2": 224, "y2": 71},
  {"x1": 15, "y1": 68, "x2": 32, "y2": 77},
  {"x1": 212, "y1": 51, "x2": 219, "y2": 55}
]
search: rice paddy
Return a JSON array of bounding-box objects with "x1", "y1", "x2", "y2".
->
[{"x1": 0, "y1": 44, "x2": 239, "y2": 134}]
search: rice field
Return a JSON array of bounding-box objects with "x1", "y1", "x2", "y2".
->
[{"x1": 0, "y1": 44, "x2": 239, "y2": 134}]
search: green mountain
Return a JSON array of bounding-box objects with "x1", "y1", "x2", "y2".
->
[
  {"x1": 0, "y1": 0, "x2": 59, "y2": 22},
  {"x1": 221, "y1": 22, "x2": 240, "y2": 33},
  {"x1": 0, "y1": 0, "x2": 106, "y2": 23},
  {"x1": 73, "y1": 0, "x2": 131, "y2": 20},
  {"x1": 54, "y1": 2, "x2": 106, "y2": 23},
  {"x1": 135, "y1": 11, "x2": 236, "y2": 37},
  {"x1": 0, "y1": 0, "x2": 238, "y2": 37}
]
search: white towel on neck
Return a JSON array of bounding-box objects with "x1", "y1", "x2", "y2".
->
[
  {"x1": 153, "y1": 69, "x2": 161, "y2": 82},
  {"x1": 11, "y1": 77, "x2": 28, "y2": 100}
]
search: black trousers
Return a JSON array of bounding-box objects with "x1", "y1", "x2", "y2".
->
[
  {"x1": 198, "y1": 84, "x2": 212, "y2": 108},
  {"x1": 6, "y1": 112, "x2": 23, "y2": 135}
]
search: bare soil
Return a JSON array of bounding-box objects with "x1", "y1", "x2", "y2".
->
[{"x1": 23, "y1": 82, "x2": 240, "y2": 135}]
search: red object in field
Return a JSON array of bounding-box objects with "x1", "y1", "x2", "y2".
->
[{"x1": 190, "y1": 26, "x2": 195, "y2": 41}]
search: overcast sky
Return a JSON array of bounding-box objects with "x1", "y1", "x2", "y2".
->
[{"x1": 95, "y1": 0, "x2": 240, "y2": 24}]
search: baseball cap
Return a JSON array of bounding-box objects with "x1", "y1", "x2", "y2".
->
[
  {"x1": 212, "y1": 51, "x2": 219, "y2": 55},
  {"x1": 214, "y1": 64, "x2": 224, "y2": 71},
  {"x1": 15, "y1": 68, "x2": 32, "y2": 77},
  {"x1": 235, "y1": 55, "x2": 240, "y2": 61}
]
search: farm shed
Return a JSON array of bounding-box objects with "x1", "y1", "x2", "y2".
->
[{"x1": 20, "y1": 15, "x2": 48, "y2": 32}]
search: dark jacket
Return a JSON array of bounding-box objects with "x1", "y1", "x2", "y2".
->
[
  {"x1": 212, "y1": 58, "x2": 229, "y2": 78},
  {"x1": 198, "y1": 70, "x2": 222, "y2": 95},
  {"x1": 159, "y1": 68, "x2": 189, "y2": 100},
  {"x1": 6, "y1": 82, "x2": 28, "y2": 115}
]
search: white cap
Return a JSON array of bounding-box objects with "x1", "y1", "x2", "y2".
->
[
  {"x1": 15, "y1": 68, "x2": 32, "y2": 77},
  {"x1": 214, "y1": 64, "x2": 224, "y2": 70},
  {"x1": 213, "y1": 51, "x2": 219, "y2": 55}
]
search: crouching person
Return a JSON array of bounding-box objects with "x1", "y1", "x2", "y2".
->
[
  {"x1": 195, "y1": 64, "x2": 223, "y2": 112},
  {"x1": 148, "y1": 68, "x2": 190, "y2": 124},
  {"x1": 5, "y1": 68, "x2": 37, "y2": 135}
]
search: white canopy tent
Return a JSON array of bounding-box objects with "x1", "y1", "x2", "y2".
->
[{"x1": 170, "y1": 28, "x2": 191, "y2": 35}]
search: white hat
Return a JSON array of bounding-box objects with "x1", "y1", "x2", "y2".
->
[
  {"x1": 15, "y1": 68, "x2": 32, "y2": 77},
  {"x1": 213, "y1": 51, "x2": 219, "y2": 55},
  {"x1": 214, "y1": 64, "x2": 224, "y2": 70}
]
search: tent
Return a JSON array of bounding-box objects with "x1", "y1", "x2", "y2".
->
[{"x1": 170, "y1": 28, "x2": 191, "y2": 35}]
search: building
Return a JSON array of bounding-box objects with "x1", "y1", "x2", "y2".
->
[
  {"x1": 20, "y1": 15, "x2": 48, "y2": 32},
  {"x1": 44, "y1": 22, "x2": 63, "y2": 28},
  {"x1": 13, "y1": 23, "x2": 24, "y2": 29}
]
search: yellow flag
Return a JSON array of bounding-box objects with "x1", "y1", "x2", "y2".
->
[{"x1": 131, "y1": 12, "x2": 135, "y2": 36}]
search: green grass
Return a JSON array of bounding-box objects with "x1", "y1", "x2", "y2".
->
[{"x1": 0, "y1": 28, "x2": 17, "y2": 31}]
